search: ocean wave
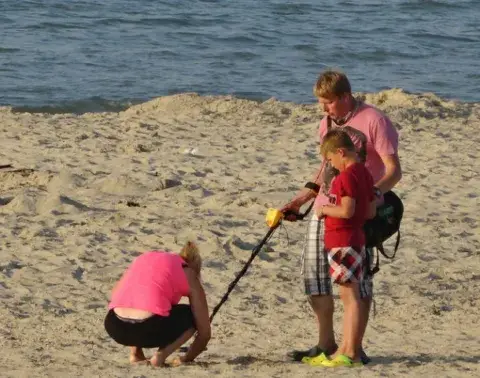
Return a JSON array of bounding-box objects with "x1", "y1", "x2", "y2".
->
[
  {"x1": 408, "y1": 32, "x2": 478, "y2": 43},
  {"x1": 0, "y1": 47, "x2": 21, "y2": 53},
  {"x1": 397, "y1": 0, "x2": 471, "y2": 11}
]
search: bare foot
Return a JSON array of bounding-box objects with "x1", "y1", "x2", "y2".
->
[
  {"x1": 129, "y1": 349, "x2": 148, "y2": 365},
  {"x1": 150, "y1": 352, "x2": 166, "y2": 367}
]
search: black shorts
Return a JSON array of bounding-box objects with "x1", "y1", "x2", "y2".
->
[{"x1": 104, "y1": 304, "x2": 195, "y2": 348}]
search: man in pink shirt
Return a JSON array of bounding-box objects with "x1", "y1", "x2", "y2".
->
[{"x1": 282, "y1": 70, "x2": 402, "y2": 364}]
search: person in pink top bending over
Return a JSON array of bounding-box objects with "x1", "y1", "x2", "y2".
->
[
  {"x1": 104, "y1": 242, "x2": 211, "y2": 367},
  {"x1": 282, "y1": 70, "x2": 402, "y2": 364}
]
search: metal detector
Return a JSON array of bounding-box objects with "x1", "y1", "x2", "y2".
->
[{"x1": 179, "y1": 203, "x2": 313, "y2": 352}]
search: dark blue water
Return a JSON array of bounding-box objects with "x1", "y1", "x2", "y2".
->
[{"x1": 1, "y1": 0, "x2": 479, "y2": 112}]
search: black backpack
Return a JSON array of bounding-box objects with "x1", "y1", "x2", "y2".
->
[{"x1": 364, "y1": 191, "x2": 404, "y2": 275}]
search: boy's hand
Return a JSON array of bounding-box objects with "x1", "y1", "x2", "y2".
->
[{"x1": 315, "y1": 205, "x2": 324, "y2": 218}]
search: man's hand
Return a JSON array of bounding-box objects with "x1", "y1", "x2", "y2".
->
[
  {"x1": 281, "y1": 188, "x2": 316, "y2": 221},
  {"x1": 281, "y1": 201, "x2": 302, "y2": 221}
]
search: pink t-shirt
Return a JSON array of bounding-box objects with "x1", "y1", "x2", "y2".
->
[
  {"x1": 314, "y1": 102, "x2": 399, "y2": 208},
  {"x1": 108, "y1": 251, "x2": 190, "y2": 317}
]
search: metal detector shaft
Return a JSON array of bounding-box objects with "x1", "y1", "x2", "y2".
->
[
  {"x1": 209, "y1": 223, "x2": 280, "y2": 322},
  {"x1": 179, "y1": 201, "x2": 314, "y2": 352},
  {"x1": 178, "y1": 223, "x2": 280, "y2": 353}
]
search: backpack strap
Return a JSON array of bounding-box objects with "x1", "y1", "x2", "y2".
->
[
  {"x1": 327, "y1": 116, "x2": 332, "y2": 130},
  {"x1": 378, "y1": 229, "x2": 401, "y2": 260},
  {"x1": 368, "y1": 247, "x2": 380, "y2": 276},
  {"x1": 368, "y1": 229, "x2": 401, "y2": 276}
]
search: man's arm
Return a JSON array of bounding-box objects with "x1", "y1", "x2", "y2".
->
[
  {"x1": 281, "y1": 161, "x2": 325, "y2": 214},
  {"x1": 375, "y1": 154, "x2": 402, "y2": 194}
]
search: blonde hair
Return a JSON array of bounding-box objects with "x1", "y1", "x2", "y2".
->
[
  {"x1": 179, "y1": 241, "x2": 202, "y2": 274},
  {"x1": 313, "y1": 70, "x2": 351, "y2": 99},
  {"x1": 320, "y1": 129, "x2": 356, "y2": 157}
]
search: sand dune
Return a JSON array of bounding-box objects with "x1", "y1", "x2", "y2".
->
[{"x1": 0, "y1": 90, "x2": 479, "y2": 377}]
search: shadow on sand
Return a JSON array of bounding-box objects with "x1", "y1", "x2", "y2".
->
[{"x1": 189, "y1": 353, "x2": 480, "y2": 368}]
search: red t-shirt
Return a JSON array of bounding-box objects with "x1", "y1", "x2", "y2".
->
[{"x1": 324, "y1": 163, "x2": 374, "y2": 249}]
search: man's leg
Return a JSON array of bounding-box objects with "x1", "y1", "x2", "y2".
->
[
  {"x1": 308, "y1": 294, "x2": 337, "y2": 353},
  {"x1": 289, "y1": 215, "x2": 337, "y2": 361}
]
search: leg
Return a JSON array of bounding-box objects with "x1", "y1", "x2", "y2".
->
[
  {"x1": 129, "y1": 346, "x2": 147, "y2": 364},
  {"x1": 150, "y1": 328, "x2": 195, "y2": 367},
  {"x1": 334, "y1": 283, "x2": 362, "y2": 361},
  {"x1": 308, "y1": 294, "x2": 337, "y2": 353},
  {"x1": 104, "y1": 311, "x2": 149, "y2": 365},
  {"x1": 289, "y1": 216, "x2": 337, "y2": 362},
  {"x1": 302, "y1": 217, "x2": 336, "y2": 351},
  {"x1": 150, "y1": 304, "x2": 197, "y2": 366}
]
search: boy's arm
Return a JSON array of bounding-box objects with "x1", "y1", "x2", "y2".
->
[{"x1": 317, "y1": 196, "x2": 356, "y2": 219}]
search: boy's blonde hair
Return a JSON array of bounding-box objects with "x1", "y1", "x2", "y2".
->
[
  {"x1": 179, "y1": 241, "x2": 202, "y2": 275},
  {"x1": 320, "y1": 129, "x2": 356, "y2": 157},
  {"x1": 313, "y1": 70, "x2": 351, "y2": 99}
]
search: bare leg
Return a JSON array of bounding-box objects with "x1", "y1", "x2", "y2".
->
[
  {"x1": 150, "y1": 328, "x2": 195, "y2": 367},
  {"x1": 129, "y1": 347, "x2": 147, "y2": 364},
  {"x1": 308, "y1": 295, "x2": 337, "y2": 353},
  {"x1": 332, "y1": 283, "x2": 362, "y2": 361}
]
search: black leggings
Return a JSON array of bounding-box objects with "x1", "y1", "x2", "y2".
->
[{"x1": 104, "y1": 304, "x2": 195, "y2": 349}]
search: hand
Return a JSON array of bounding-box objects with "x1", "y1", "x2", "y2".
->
[
  {"x1": 281, "y1": 201, "x2": 301, "y2": 221},
  {"x1": 315, "y1": 205, "x2": 324, "y2": 218}
]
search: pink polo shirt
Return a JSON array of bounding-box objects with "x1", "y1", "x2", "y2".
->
[
  {"x1": 108, "y1": 251, "x2": 190, "y2": 317},
  {"x1": 314, "y1": 102, "x2": 399, "y2": 208}
]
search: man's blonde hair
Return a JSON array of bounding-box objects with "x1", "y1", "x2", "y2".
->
[
  {"x1": 179, "y1": 241, "x2": 202, "y2": 274},
  {"x1": 320, "y1": 129, "x2": 356, "y2": 157},
  {"x1": 313, "y1": 70, "x2": 352, "y2": 99}
]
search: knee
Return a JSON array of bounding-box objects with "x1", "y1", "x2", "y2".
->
[{"x1": 309, "y1": 294, "x2": 334, "y2": 312}]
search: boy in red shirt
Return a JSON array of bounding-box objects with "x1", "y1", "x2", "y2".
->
[{"x1": 311, "y1": 129, "x2": 376, "y2": 367}]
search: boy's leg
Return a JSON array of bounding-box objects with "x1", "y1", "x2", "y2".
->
[
  {"x1": 326, "y1": 246, "x2": 365, "y2": 361},
  {"x1": 335, "y1": 282, "x2": 362, "y2": 361}
]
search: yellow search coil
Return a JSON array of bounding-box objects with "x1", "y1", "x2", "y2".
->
[{"x1": 266, "y1": 208, "x2": 284, "y2": 228}]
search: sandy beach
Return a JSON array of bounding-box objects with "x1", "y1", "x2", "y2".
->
[{"x1": 0, "y1": 90, "x2": 479, "y2": 377}]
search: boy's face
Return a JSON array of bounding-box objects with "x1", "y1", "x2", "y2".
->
[
  {"x1": 325, "y1": 150, "x2": 344, "y2": 171},
  {"x1": 318, "y1": 94, "x2": 349, "y2": 120}
]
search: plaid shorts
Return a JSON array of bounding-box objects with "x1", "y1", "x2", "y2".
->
[
  {"x1": 327, "y1": 246, "x2": 365, "y2": 284},
  {"x1": 301, "y1": 215, "x2": 373, "y2": 298}
]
